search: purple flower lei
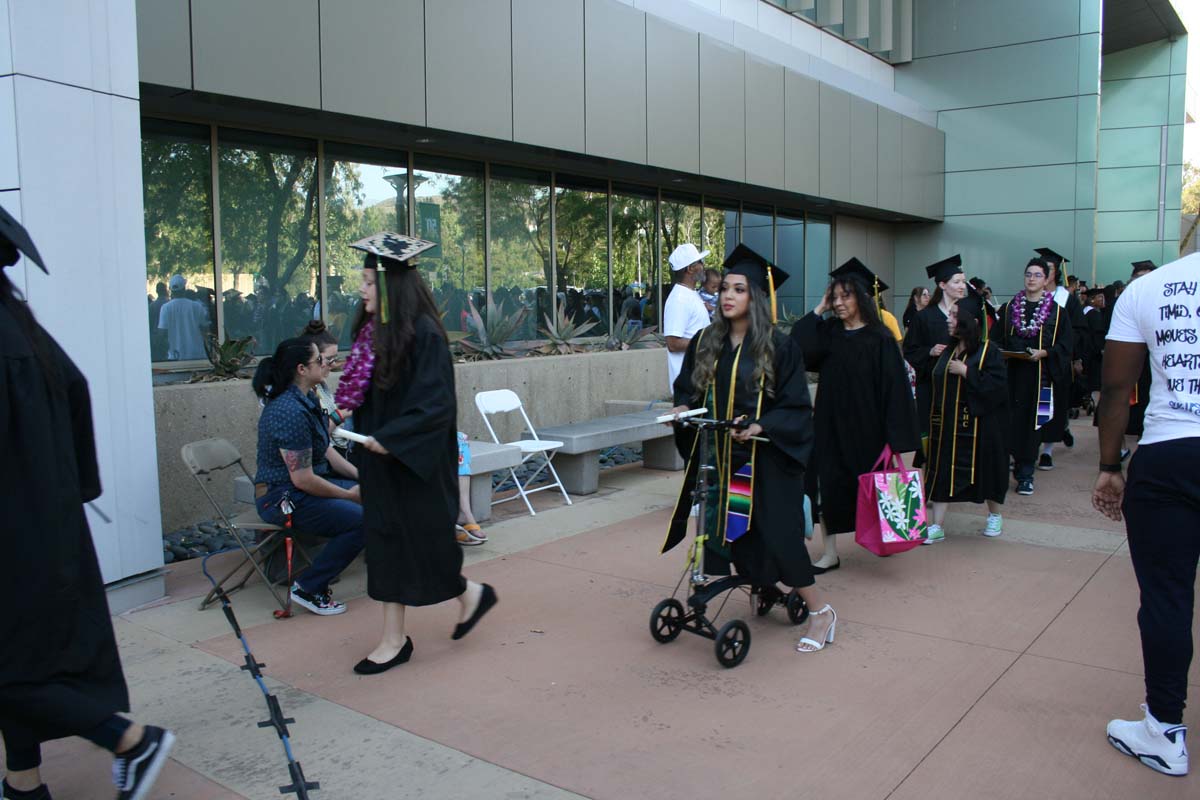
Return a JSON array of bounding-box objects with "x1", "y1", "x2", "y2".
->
[
  {"x1": 1010, "y1": 290, "x2": 1053, "y2": 337},
  {"x1": 334, "y1": 317, "x2": 375, "y2": 411}
]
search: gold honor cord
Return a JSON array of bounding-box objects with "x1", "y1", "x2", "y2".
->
[
  {"x1": 767, "y1": 268, "x2": 777, "y2": 324},
  {"x1": 377, "y1": 263, "x2": 390, "y2": 324},
  {"x1": 968, "y1": 341, "x2": 989, "y2": 484}
]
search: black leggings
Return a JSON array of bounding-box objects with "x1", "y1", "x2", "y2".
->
[
  {"x1": 0, "y1": 681, "x2": 133, "y2": 772},
  {"x1": 3, "y1": 715, "x2": 130, "y2": 772},
  {"x1": 1123, "y1": 437, "x2": 1200, "y2": 725}
]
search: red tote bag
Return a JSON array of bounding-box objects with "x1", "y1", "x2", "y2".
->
[{"x1": 855, "y1": 445, "x2": 928, "y2": 556}]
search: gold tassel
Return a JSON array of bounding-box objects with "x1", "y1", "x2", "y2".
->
[
  {"x1": 378, "y1": 264, "x2": 389, "y2": 324},
  {"x1": 767, "y1": 266, "x2": 777, "y2": 324}
]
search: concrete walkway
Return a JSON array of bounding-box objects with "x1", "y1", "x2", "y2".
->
[{"x1": 7, "y1": 426, "x2": 1198, "y2": 799}]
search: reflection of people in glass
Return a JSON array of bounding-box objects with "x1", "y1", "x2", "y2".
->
[
  {"x1": 148, "y1": 281, "x2": 168, "y2": 360},
  {"x1": 158, "y1": 274, "x2": 209, "y2": 360}
]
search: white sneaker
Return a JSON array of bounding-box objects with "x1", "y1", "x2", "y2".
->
[
  {"x1": 922, "y1": 524, "x2": 944, "y2": 545},
  {"x1": 1107, "y1": 704, "x2": 1188, "y2": 776},
  {"x1": 983, "y1": 514, "x2": 1003, "y2": 537}
]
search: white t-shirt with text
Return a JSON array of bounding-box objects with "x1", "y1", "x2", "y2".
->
[
  {"x1": 662, "y1": 282, "x2": 711, "y2": 393},
  {"x1": 1106, "y1": 253, "x2": 1200, "y2": 445}
]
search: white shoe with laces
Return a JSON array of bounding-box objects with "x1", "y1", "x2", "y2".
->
[
  {"x1": 1107, "y1": 704, "x2": 1188, "y2": 776},
  {"x1": 983, "y1": 514, "x2": 1003, "y2": 537}
]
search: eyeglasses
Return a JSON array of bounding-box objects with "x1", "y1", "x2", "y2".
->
[
  {"x1": 325, "y1": 354, "x2": 340, "y2": 366},
  {"x1": 1024, "y1": 272, "x2": 1045, "y2": 279}
]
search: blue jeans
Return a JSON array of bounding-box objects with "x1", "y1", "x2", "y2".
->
[{"x1": 256, "y1": 478, "x2": 364, "y2": 595}]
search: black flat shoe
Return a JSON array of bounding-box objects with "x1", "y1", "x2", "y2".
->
[
  {"x1": 811, "y1": 560, "x2": 840, "y2": 575},
  {"x1": 353, "y1": 637, "x2": 413, "y2": 675},
  {"x1": 2, "y1": 781, "x2": 53, "y2": 800},
  {"x1": 452, "y1": 583, "x2": 498, "y2": 640}
]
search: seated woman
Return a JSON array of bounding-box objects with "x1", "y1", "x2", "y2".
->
[
  {"x1": 252, "y1": 337, "x2": 364, "y2": 616},
  {"x1": 300, "y1": 319, "x2": 351, "y2": 452},
  {"x1": 666, "y1": 244, "x2": 835, "y2": 654}
]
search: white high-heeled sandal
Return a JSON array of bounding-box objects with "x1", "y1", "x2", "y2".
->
[{"x1": 796, "y1": 604, "x2": 837, "y2": 653}]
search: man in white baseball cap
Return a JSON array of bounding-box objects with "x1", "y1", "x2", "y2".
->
[{"x1": 663, "y1": 242, "x2": 711, "y2": 393}]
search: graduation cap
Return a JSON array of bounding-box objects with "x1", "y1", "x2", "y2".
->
[
  {"x1": 924, "y1": 254, "x2": 963, "y2": 284},
  {"x1": 1085, "y1": 286, "x2": 1107, "y2": 299},
  {"x1": 723, "y1": 243, "x2": 789, "y2": 323},
  {"x1": 1130, "y1": 260, "x2": 1156, "y2": 275},
  {"x1": 831, "y1": 257, "x2": 889, "y2": 293},
  {"x1": 348, "y1": 232, "x2": 437, "y2": 324},
  {"x1": 0, "y1": 203, "x2": 47, "y2": 273},
  {"x1": 955, "y1": 283, "x2": 990, "y2": 342},
  {"x1": 1034, "y1": 247, "x2": 1069, "y2": 265}
]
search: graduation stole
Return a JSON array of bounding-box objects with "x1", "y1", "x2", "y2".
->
[
  {"x1": 927, "y1": 341, "x2": 991, "y2": 498},
  {"x1": 710, "y1": 344, "x2": 766, "y2": 545},
  {"x1": 1009, "y1": 302, "x2": 1061, "y2": 430}
]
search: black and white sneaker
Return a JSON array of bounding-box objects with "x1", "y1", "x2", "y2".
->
[
  {"x1": 290, "y1": 582, "x2": 346, "y2": 615},
  {"x1": 1016, "y1": 479, "x2": 1034, "y2": 496},
  {"x1": 1107, "y1": 705, "x2": 1188, "y2": 776},
  {"x1": 113, "y1": 726, "x2": 176, "y2": 800},
  {"x1": 1037, "y1": 453, "x2": 1054, "y2": 470}
]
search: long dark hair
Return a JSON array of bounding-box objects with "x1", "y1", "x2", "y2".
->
[
  {"x1": 368, "y1": 256, "x2": 447, "y2": 390},
  {"x1": 252, "y1": 337, "x2": 316, "y2": 400},
  {"x1": 691, "y1": 280, "x2": 777, "y2": 399},
  {"x1": 830, "y1": 276, "x2": 886, "y2": 333},
  {"x1": 951, "y1": 311, "x2": 983, "y2": 357},
  {"x1": 0, "y1": 269, "x2": 61, "y2": 394}
]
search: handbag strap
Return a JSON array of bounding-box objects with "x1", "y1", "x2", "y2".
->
[{"x1": 870, "y1": 444, "x2": 900, "y2": 472}]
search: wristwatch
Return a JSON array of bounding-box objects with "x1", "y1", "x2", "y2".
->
[{"x1": 1098, "y1": 462, "x2": 1123, "y2": 474}]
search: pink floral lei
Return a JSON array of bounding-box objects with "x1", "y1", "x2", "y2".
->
[
  {"x1": 1009, "y1": 290, "x2": 1053, "y2": 337},
  {"x1": 334, "y1": 317, "x2": 375, "y2": 411}
]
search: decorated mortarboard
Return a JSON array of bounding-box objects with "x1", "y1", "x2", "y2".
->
[
  {"x1": 349, "y1": 232, "x2": 437, "y2": 323},
  {"x1": 1034, "y1": 247, "x2": 1069, "y2": 265},
  {"x1": 0, "y1": 203, "x2": 47, "y2": 273},
  {"x1": 1130, "y1": 260, "x2": 1157, "y2": 274},
  {"x1": 723, "y1": 243, "x2": 790, "y2": 322},
  {"x1": 924, "y1": 254, "x2": 963, "y2": 283}
]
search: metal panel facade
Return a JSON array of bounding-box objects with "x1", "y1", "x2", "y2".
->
[
  {"x1": 819, "y1": 83, "x2": 851, "y2": 202},
  {"x1": 426, "y1": 0, "x2": 513, "y2": 141},
  {"x1": 784, "y1": 70, "x2": 820, "y2": 196},
  {"x1": 699, "y1": 35, "x2": 746, "y2": 183},
  {"x1": 320, "y1": 0, "x2": 425, "y2": 126},
  {"x1": 512, "y1": 0, "x2": 585, "y2": 152},
  {"x1": 646, "y1": 15, "x2": 700, "y2": 174},
  {"x1": 745, "y1": 56, "x2": 785, "y2": 191},
  {"x1": 584, "y1": 0, "x2": 647, "y2": 163}
]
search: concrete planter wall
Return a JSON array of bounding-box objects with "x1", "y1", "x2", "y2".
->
[{"x1": 154, "y1": 348, "x2": 670, "y2": 532}]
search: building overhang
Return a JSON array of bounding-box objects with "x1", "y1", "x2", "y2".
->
[{"x1": 1102, "y1": 0, "x2": 1188, "y2": 54}]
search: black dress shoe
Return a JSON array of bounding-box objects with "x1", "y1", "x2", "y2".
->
[
  {"x1": 2, "y1": 781, "x2": 53, "y2": 800},
  {"x1": 811, "y1": 560, "x2": 840, "y2": 576},
  {"x1": 1063, "y1": 429, "x2": 1074, "y2": 448},
  {"x1": 452, "y1": 583, "x2": 498, "y2": 640},
  {"x1": 353, "y1": 637, "x2": 413, "y2": 675}
]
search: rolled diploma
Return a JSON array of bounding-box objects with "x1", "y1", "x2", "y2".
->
[
  {"x1": 654, "y1": 407, "x2": 708, "y2": 424},
  {"x1": 332, "y1": 426, "x2": 371, "y2": 445}
]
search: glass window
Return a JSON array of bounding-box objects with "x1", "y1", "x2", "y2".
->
[
  {"x1": 555, "y1": 175, "x2": 610, "y2": 336},
  {"x1": 217, "y1": 129, "x2": 319, "y2": 355},
  {"x1": 703, "y1": 196, "x2": 739, "y2": 264},
  {"x1": 142, "y1": 119, "x2": 216, "y2": 363},
  {"x1": 805, "y1": 213, "x2": 833, "y2": 312},
  {"x1": 413, "y1": 155, "x2": 485, "y2": 338},
  {"x1": 489, "y1": 164, "x2": 552, "y2": 341},
  {"x1": 741, "y1": 204, "x2": 774, "y2": 260},
  {"x1": 611, "y1": 184, "x2": 657, "y2": 332},
  {"x1": 657, "y1": 192, "x2": 702, "y2": 329},
  {"x1": 323, "y1": 143, "x2": 408, "y2": 348},
  {"x1": 775, "y1": 210, "x2": 806, "y2": 318}
]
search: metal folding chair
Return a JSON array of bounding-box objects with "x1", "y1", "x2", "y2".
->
[
  {"x1": 474, "y1": 389, "x2": 572, "y2": 516},
  {"x1": 180, "y1": 438, "x2": 307, "y2": 612}
]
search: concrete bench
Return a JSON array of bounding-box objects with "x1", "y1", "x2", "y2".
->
[
  {"x1": 527, "y1": 409, "x2": 684, "y2": 496},
  {"x1": 232, "y1": 440, "x2": 523, "y2": 523}
]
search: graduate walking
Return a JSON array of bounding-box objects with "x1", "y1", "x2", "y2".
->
[
  {"x1": 902, "y1": 255, "x2": 968, "y2": 466},
  {"x1": 336, "y1": 234, "x2": 497, "y2": 675},
  {"x1": 666, "y1": 244, "x2": 835, "y2": 653},
  {"x1": 1033, "y1": 247, "x2": 1087, "y2": 462},
  {"x1": 997, "y1": 259, "x2": 1073, "y2": 496},
  {"x1": 792, "y1": 258, "x2": 920, "y2": 572},
  {"x1": 0, "y1": 207, "x2": 175, "y2": 800},
  {"x1": 924, "y1": 288, "x2": 1008, "y2": 541}
]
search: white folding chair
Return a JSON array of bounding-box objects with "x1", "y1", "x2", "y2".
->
[{"x1": 475, "y1": 389, "x2": 572, "y2": 516}]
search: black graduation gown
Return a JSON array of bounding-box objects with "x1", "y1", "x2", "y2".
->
[
  {"x1": 998, "y1": 297, "x2": 1073, "y2": 464},
  {"x1": 793, "y1": 313, "x2": 920, "y2": 535},
  {"x1": 0, "y1": 304, "x2": 129, "y2": 741},
  {"x1": 902, "y1": 303, "x2": 952, "y2": 463},
  {"x1": 1084, "y1": 308, "x2": 1106, "y2": 393},
  {"x1": 1126, "y1": 361, "x2": 1152, "y2": 437},
  {"x1": 665, "y1": 328, "x2": 816, "y2": 589},
  {"x1": 926, "y1": 341, "x2": 1008, "y2": 505},
  {"x1": 354, "y1": 315, "x2": 466, "y2": 606}
]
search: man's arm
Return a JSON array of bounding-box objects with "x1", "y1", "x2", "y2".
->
[
  {"x1": 1096, "y1": 341, "x2": 1145, "y2": 464},
  {"x1": 665, "y1": 335, "x2": 691, "y2": 353},
  {"x1": 281, "y1": 448, "x2": 359, "y2": 502}
]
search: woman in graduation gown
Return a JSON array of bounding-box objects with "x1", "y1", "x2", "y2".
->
[
  {"x1": 792, "y1": 259, "x2": 920, "y2": 573},
  {"x1": 903, "y1": 255, "x2": 969, "y2": 466},
  {"x1": 338, "y1": 233, "x2": 497, "y2": 675},
  {"x1": 666, "y1": 244, "x2": 836, "y2": 653},
  {"x1": 924, "y1": 289, "x2": 1008, "y2": 542},
  {"x1": 0, "y1": 213, "x2": 174, "y2": 800},
  {"x1": 998, "y1": 258, "x2": 1073, "y2": 496}
]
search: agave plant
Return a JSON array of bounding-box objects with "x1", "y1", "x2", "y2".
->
[
  {"x1": 191, "y1": 333, "x2": 256, "y2": 382},
  {"x1": 539, "y1": 302, "x2": 599, "y2": 355},
  {"x1": 773, "y1": 307, "x2": 805, "y2": 335},
  {"x1": 606, "y1": 313, "x2": 660, "y2": 351},
  {"x1": 459, "y1": 294, "x2": 529, "y2": 360}
]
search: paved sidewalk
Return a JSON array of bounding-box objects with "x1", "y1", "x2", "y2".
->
[{"x1": 6, "y1": 426, "x2": 1198, "y2": 798}]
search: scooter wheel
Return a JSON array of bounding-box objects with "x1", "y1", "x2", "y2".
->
[
  {"x1": 786, "y1": 590, "x2": 809, "y2": 625},
  {"x1": 755, "y1": 586, "x2": 782, "y2": 616},
  {"x1": 649, "y1": 598, "x2": 685, "y2": 643},
  {"x1": 714, "y1": 619, "x2": 751, "y2": 668}
]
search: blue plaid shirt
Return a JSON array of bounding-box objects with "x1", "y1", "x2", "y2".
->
[{"x1": 254, "y1": 384, "x2": 331, "y2": 486}]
